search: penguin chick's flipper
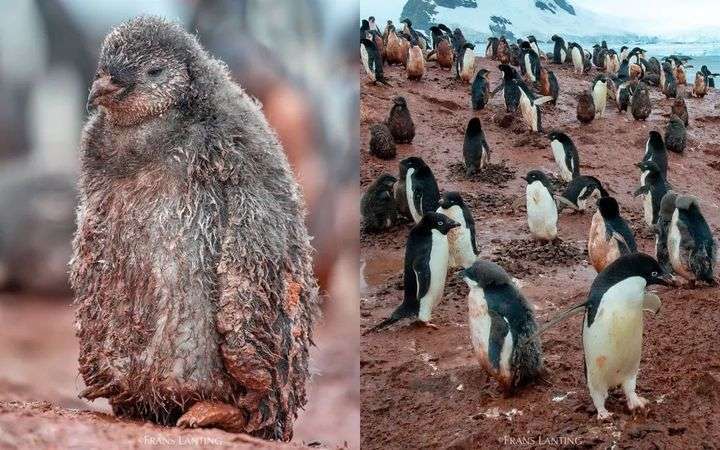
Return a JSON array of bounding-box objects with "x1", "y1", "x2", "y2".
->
[
  {"x1": 177, "y1": 401, "x2": 248, "y2": 433},
  {"x1": 642, "y1": 293, "x2": 661, "y2": 314}
]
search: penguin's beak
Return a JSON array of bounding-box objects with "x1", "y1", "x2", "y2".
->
[
  {"x1": 521, "y1": 176, "x2": 529, "y2": 183},
  {"x1": 651, "y1": 272, "x2": 673, "y2": 287},
  {"x1": 87, "y1": 75, "x2": 123, "y2": 111},
  {"x1": 447, "y1": 219, "x2": 461, "y2": 230}
]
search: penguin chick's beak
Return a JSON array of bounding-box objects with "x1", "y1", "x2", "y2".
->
[{"x1": 87, "y1": 75, "x2": 122, "y2": 110}]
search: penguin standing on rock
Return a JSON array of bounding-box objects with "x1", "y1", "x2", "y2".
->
[
  {"x1": 556, "y1": 175, "x2": 608, "y2": 212},
  {"x1": 569, "y1": 42, "x2": 584, "y2": 74},
  {"x1": 547, "y1": 131, "x2": 580, "y2": 182},
  {"x1": 523, "y1": 170, "x2": 558, "y2": 241},
  {"x1": 521, "y1": 41, "x2": 540, "y2": 83},
  {"x1": 551, "y1": 34, "x2": 568, "y2": 64},
  {"x1": 642, "y1": 131, "x2": 668, "y2": 181},
  {"x1": 369, "y1": 123, "x2": 396, "y2": 159},
  {"x1": 591, "y1": 75, "x2": 608, "y2": 118},
  {"x1": 398, "y1": 157, "x2": 441, "y2": 224},
  {"x1": 547, "y1": 70, "x2": 559, "y2": 105},
  {"x1": 654, "y1": 190, "x2": 677, "y2": 275},
  {"x1": 360, "y1": 38, "x2": 389, "y2": 85},
  {"x1": 516, "y1": 79, "x2": 553, "y2": 132},
  {"x1": 693, "y1": 72, "x2": 708, "y2": 97},
  {"x1": 437, "y1": 192, "x2": 478, "y2": 268},
  {"x1": 671, "y1": 98, "x2": 689, "y2": 127},
  {"x1": 631, "y1": 82, "x2": 651, "y2": 121},
  {"x1": 634, "y1": 161, "x2": 669, "y2": 226},
  {"x1": 616, "y1": 81, "x2": 634, "y2": 113},
  {"x1": 661, "y1": 62, "x2": 677, "y2": 98},
  {"x1": 471, "y1": 69, "x2": 491, "y2": 110},
  {"x1": 496, "y1": 64, "x2": 522, "y2": 112},
  {"x1": 668, "y1": 195, "x2": 717, "y2": 286},
  {"x1": 386, "y1": 96, "x2": 415, "y2": 144},
  {"x1": 459, "y1": 43, "x2": 477, "y2": 83},
  {"x1": 406, "y1": 37, "x2": 425, "y2": 81},
  {"x1": 664, "y1": 115, "x2": 686, "y2": 154},
  {"x1": 463, "y1": 260, "x2": 543, "y2": 393},
  {"x1": 463, "y1": 117, "x2": 491, "y2": 175},
  {"x1": 361, "y1": 174, "x2": 398, "y2": 232},
  {"x1": 577, "y1": 91, "x2": 595, "y2": 124},
  {"x1": 367, "y1": 212, "x2": 460, "y2": 332},
  {"x1": 497, "y1": 37, "x2": 511, "y2": 64},
  {"x1": 588, "y1": 197, "x2": 637, "y2": 272}
]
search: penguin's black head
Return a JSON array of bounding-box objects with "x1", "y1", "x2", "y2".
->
[
  {"x1": 401, "y1": 18, "x2": 412, "y2": 28},
  {"x1": 621, "y1": 46, "x2": 628, "y2": 51},
  {"x1": 463, "y1": 259, "x2": 511, "y2": 289},
  {"x1": 466, "y1": 117, "x2": 482, "y2": 134},
  {"x1": 522, "y1": 170, "x2": 550, "y2": 186},
  {"x1": 421, "y1": 212, "x2": 460, "y2": 235},
  {"x1": 361, "y1": 19, "x2": 369, "y2": 30},
  {"x1": 551, "y1": 34, "x2": 560, "y2": 41},
  {"x1": 648, "y1": 130, "x2": 664, "y2": 149},
  {"x1": 463, "y1": 43, "x2": 475, "y2": 50},
  {"x1": 393, "y1": 96, "x2": 408, "y2": 108},
  {"x1": 516, "y1": 39, "x2": 523, "y2": 45},
  {"x1": 369, "y1": 16, "x2": 375, "y2": 22},
  {"x1": 520, "y1": 41, "x2": 531, "y2": 50},
  {"x1": 635, "y1": 160, "x2": 660, "y2": 174},
  {"x1": 592, "y1": 44, "x2": 599, "y2": 49},
  {"x1": 387, "y1": 20, "x2": 393, "y2": 25},
  {"x1": 477, "y1": 68, "x2": 490, "y2": 77},
  {"x1": 547, "y1": 130, "x2": 570, "y2": 143},
  {"x1": 601, "y1": 40, "x2": 607, "y2": 48},
  {"x1": 527, "y1": 35, "x2": 537, "y2": 43},
  {"x1": 399, "y1": 156, "x2": 427, "y2": 176},
  {"x1": 498, "y1": 64, "x2": 515, "y2": 79},
  {"x1": 376, "y1": 173, "x2": 397, "y2": 190},
  {"x1": 438, "y1": 191, "x2": 465, "y2": 210},
  {"x1": 609, "y1": 253, "x2": 671, "y2": 286},
  {"x1": 597, "y1": 196, "x2": 620, "y2": 219}
]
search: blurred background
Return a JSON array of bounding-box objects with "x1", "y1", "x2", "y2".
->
[{"x1": 0, "y1": 0, "x2": 358, "y2": 448}]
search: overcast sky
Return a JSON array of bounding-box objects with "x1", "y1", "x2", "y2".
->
[{"x1": 580, "y1": 0, "x2": 719, "y2": 34}]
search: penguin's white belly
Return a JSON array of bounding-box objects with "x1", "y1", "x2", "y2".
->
[
  {"x1": 418, "y1": 230, "x2": 449, "y2": 322},
  {"x1": 519, "y1": 92, "x2": 538, "y2": 131},
  {"x1": 660, "y1": 69, "x2": 666, "y2": 88},
  {"x1": 551, "y1": 140, "x2": 573, "y2": 181},
  {"x1": 467, "y1": 288, "x2": 513, "y2": 380},
  {"x1": 526, "y1": 182, "x2": 558, "y2": 240},
  {"x1": 593, "y1": 83, "x2": 607, "y2": 117},
  {"x1": 406, "y1": 168, "x2": 422, "y2": 223},
  {"x1": 524, "y1": 54, "x2": 535, "y2": 81},
  {"x1": 560, "y1": 48, "x2": 566, "y2": 62},
  {"x1": 667, "y1": 210, "x2": 692, "y2": 279},
  {"x1": 583, "y1": 277, "x2": 645, "y2": 388},
  {"x1": 643, "y1": 193, "x2": 653, "y2": 226},
  {"x1": 437, "y1": 205, "x2": 476, "y2": 268},
  {"x1": 571, "y1": 48, "x2": 582, "y2": 72},
  {"x1": 360, "y1": 45, "x2": 373, "y2": 80},
  {"x1": 481, "y1": 144, "x2": 490, "y2": 168},
  {"x1": 461, "y1": 51, "x2": 475, "y2": 82}
]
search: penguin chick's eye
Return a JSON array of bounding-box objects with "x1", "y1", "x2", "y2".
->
[{"x1": 147, "y1": 67, "x2": 164, "y2": 77}]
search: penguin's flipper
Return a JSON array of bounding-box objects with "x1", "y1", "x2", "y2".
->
[
  {"x1": 413, "y1": 260, "x2": 432, "y2": 300},
  {"x1": 533, "y1": 96, "x2": 555, "y2": 106},
  {"x1": 488, "y1": 310, "x2": 510, "y2": 370},
  {"x1": 633, "y1": 185, "x2": 650, "y2": 197},
  {"x1": 489, "y1": 82, "x2": 504, "y2": 98},
  {"x1": 611, "y1": 231, "x2": 631, "y2": 254},
  {"x1": 554, "y1": 195, "x2": 578, "y2": 210},
  {"x1": 536, "y1": 301, "x2": 587, "y2": 335},
  {"x1": 642, "y1": 293, "x2": 661, "y2": 314}
]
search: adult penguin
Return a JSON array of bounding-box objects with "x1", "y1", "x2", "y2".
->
[
  {"x1": 668, "y1": 195, "x2": 717, "y2": 286},
  {"x1": 620, "y1": 46, "x2": 629, "y2": 62},
  {"x1": 634, "y1": 161, "x2": 669, "y2": 226},
  {"x1": 527, "y1": 35, "x2": 541, "y2": 59},
  {"x1": 523, "y1": 170, "x2": 558, "y2": 241},
  {"x1": 429, "y1": 25, "x2": 443, "y2": 50},
  {"x1": 399, "y1": 157, "x2": 441, "y2": 224},
  {"x1": 588, "y1": 197, "x2": 637, "y2": 272},
  {"x1": 452, "y1": 28, "x2": 467, "y2": 77},
  {"x1": 360, "y1": 38, "x2": 389, "y2": 85},
  {"x1": 551, "y1": 34, "x2": 568, "y2": 64},
  {"x1": 437, "y1": 192, "x2": 478, "y2": 269},
  {"x1": 486, "y1": 37, "x2": 499, "y2": 59},
  {"x1": 700, "y1": 65, "x2": 718, "y2": 88},
  {"x1": 516, "y1": 79, "x2": 554, "y2": 132},
  {"x1": 361, "y1": 174, "x2": 398, "y2": 232},
  {"x1": 556, "y1": 175, "x2": 608, "y2": 212},
  {"x1": 616, "y1": 80, "x2": 634, "y2": 113},
  {"x1": 496, "y1": 64, "x2": 522, "y2": 112},
  {"x1": 654, "y1": 190, "x2": 677, "y2": 275},
  {"x1": 547, "y1": 70, "x2": 559, "y2": 105},
  {"x1": 664, "y1": 115, "x2": 686, "y2": 154},
  {"x1": 463, "y1": 260, "x2": 543, "y2": 393},
  {"x1": 459, "y1": 43, "x2": 477, "y2": 83},
  {"x1": 661, "y1": 62, "x2": 677, "y2": 98},
  {"x1": 569, "y1": 42, "x2": 584, "y2": 74},
  {"x1": 520, "y1": 41, "x2": 540, "y2": 83},
  {"x1": 591, "y1": 75, "x2": 608, "y2": 118},
  {"x1": 367, "y1": 212, "x2": 460, "y2": 332},
  {"x1": 471, "y1": 69, "x2": 491, "y2": 110},
  {"x1": 642, "y1": 130, "x2": 668, "y2": 181},
  {"x1": 463, "y1": 117, "x2": 491, "y2": 175},
  {"x1": 547, "y1": 131, "x2": 580, "y2": 182}
]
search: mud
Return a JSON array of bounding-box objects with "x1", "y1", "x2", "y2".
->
[{"x1": 360, "y1": 57, "x2": 720, "y2": 448}]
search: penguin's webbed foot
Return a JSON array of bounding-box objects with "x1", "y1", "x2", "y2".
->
[
  {"x1": 177, "y1": 401, "x2": 247, "y2": 433},
  {"x1": 416, "y1": 320, "x2": 440, "y2": 330},
  {"x1": 596, "y1": 409, "x2": 613, "y2": 421},
  {"x1": 626, "y1": 394, "x2": 649, "y2": 414}
]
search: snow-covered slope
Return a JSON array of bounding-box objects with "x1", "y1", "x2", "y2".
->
[{"x1": 361, "y1": 0, "x2": 656, "y2": 43}]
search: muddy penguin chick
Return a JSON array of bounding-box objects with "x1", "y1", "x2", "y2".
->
[
  {"x1": 631, "y1": 82, "x2": 651, "y2": 121},
  {"x1": 386, "y1": 96, "x2": 415, "y2": 144},
  {"x1": 361, "y1": 174, "x2": 398, "y2": 232},
  {"x1": 671, "y1": 97, "x2": 689, "y2": 127},
  {"x1": 576, "y1": 91, "x2": 595, "y2": 124},
  {"x1": 588, "y1": 197, "x2": 637, "y2": 273},
  {"x1": 668, "y1": 195, "x2": 717, "y2": 286},
  {"x1": 463, "y1": 260, "x2": 543, "y2": 394},
  {"x1": 71, "y1": 17, "x2": 319, "y2": 440},
  {"x1": 369, "y1": 123, "x2": 396, "y2": 159},
  {"x1": 664, "y1": 115, "x2": 687, "y2": 154}
]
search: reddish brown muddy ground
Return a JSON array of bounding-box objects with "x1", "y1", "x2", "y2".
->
[
  {"x1": 0, "y1": 295, "x2": 358, "y2": 449},
  {"x1": 360, "y1": 57, "x2": 720, "y2": 449}
]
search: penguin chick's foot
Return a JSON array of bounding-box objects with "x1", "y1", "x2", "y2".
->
[
  {"x1": 626, "y1": 394, "x2": 649, "y2": 413},
  {"x1": 177, "y1": 401, "x2": 247, "y2": 433}
]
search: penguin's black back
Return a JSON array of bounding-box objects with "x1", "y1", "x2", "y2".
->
[
  {"x1": 461, "y1": 202, "x2": 478, "y2": 254},
  {"x1": 605, "y1": 215, "x2": 637, "y2": 254},
  {"x1": 471, "y1": 73, "x2": 489, "y2": 110},
  {"x1": 413, "y1": 166, "x2": 440, "y2": 214},
  {"x1": 643, "y1": 133, "x2": 668, "y2": 178}
]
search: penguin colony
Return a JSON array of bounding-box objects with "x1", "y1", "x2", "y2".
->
[{"x1": 361, "y1": 16, "x2": 719, "y2": 421}]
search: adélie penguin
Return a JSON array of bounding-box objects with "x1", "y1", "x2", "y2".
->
[
  {"x1": 495, "y1": 64, "x2": 522, "y2": 113},
  {"x1": 399, "y1": 157, "x2": 440, "y2": 224},
  {"x1": 523, "y1": 170, "x2": 558, "y2": 241},
  {"x1": 520, "y1": 41, "x2": 540, "y2": 83},
  {"x1": 367, "y1": 212, "x2": 460, "y2": 332},
  {"x1": 463, "y1": 117, "x2": 491, "y2": 176},
  {"x1": 556, "y1": 175, "x2": 608, "y2": 212},
  {"x1": 591, "y1": 75, "x2": 608, "y2": 118},
  {"x1": 463, "y1": 260, "x2": 543, "y2": 393},
  {"x1": 437, "y1": 192, "x2": 478, "y2": 269},
  {"x1": 551, "y1": 34, "x2": 568, "y2": 64},
  {"x1": 360, "y1": 38, "x2": 389, "y2": 85},
  {"x1": 588, "y1": 197, "x2": 637, "y2": 273},
  {"x1": 471, "y1": 69, "x2": 491, "y2": 110},
  {"x1": 642, "y1": 131, "x2": 668, "y2": 181},
  {"x1": 515, "y1": 79, "x2": 553, "y2": 132},
  {"x1": 459, "y1": 43, "x2": 477, "y2": 83},
  {"x1": 654, "y1": 190, "x2": 678, "y2": 275},
  {"x1": 547, "y1": 131, "x2": 580, "y2": 182},
  {"x1": 668, "y1": 195, "x2": 717, "y2": 286},
  {"x1": 569, "y1": 42, "x2": 584, "y2": 74},
  {"x1": 634, "y1": 161, "x2": 669, "y2": 226}
]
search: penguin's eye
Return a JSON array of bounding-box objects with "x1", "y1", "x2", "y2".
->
[
  {"x1": 147, "y1": 67, "x2": 164, "y2": 77},
  {"x1": 438, "y1": 221, "x2": 444, "y2": 225},
  {"x1": 651, "y1": 271, "x2": 658, "y2": 277}
]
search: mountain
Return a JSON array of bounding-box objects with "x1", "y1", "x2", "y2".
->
[{"x1": 361, "y1": 0, "x2": 658, "y2": 44}]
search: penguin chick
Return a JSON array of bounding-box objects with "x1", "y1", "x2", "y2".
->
[
  {"x1": 437, "y1": 192, "x2": 478, "y2": 268},
  {"x1": 471, "y1": 69, "x2": 491, "y2": 110},
  {"x1": 693, "y1": 72, "x2": 708, "y2": 97},
  {"x1": 664, "y1": 115, "x2": 686, "y2": 154},
  {"x1": 387, "y1": 96, "x2": 415, "y2": 144},
  {"x1": 368, "y1": 123, "x2": 396, "y2": 159},
  {"x1": 398, "y1": 157, "x2": 440, "y2": 224},
  {"x1": 631, "y1": 82, "x2": 651, "y2": 121},
  {"x1": 654, "y1": 190, "x2": 677, "y2": 275},
  {"x1": 463, "y1": 117, "x2": 491, "y2": 176},
  {"x1": 361, "y1": 174, "x2": 398, "y2": 232},
  {"x1": 583, "y1": 253, "x2": 669, "y2": 420},
  {"x1": 72, "y1": 16, "x2": 319, "y2": 439},
  {"x1": 577, "y1": 91, "x2": 595, "y2": 124},
  {"x1": 556, "y1": 175, "x2": 608, "y2": 212},
  {"x1": 547, "y1": 131, "x2": 580, "y2": 182},
  {"x1": 435, "y1": 37, "x2": 454, "y2": 69},
  {"x1": 669, "y1": 195, "x2": 717, "y2": 285},
  {"x1": 662, "y1": 63, "x2": 677, "y2": 98},
  {"x1": 588, "y1": 197, "x2": 637, "y2": 272},
  {"x1": 463, "y1": 260, "x2": 543, "y2": 393},
  {"x1": 523, "y1": 170, "x2": 558, "y2": 241},
  {"x1": 671, "y1": 97, "x2": 689, "y2": 127},
  {"x1": 406, "y1": 42, "x2": 425, "y2": 81},
  {"x1": 634, "y1": 161, "x2": 669, "y2": 226},
  {"x1": 368, "y1": 212, "x2": 460, "y2": 331}
]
